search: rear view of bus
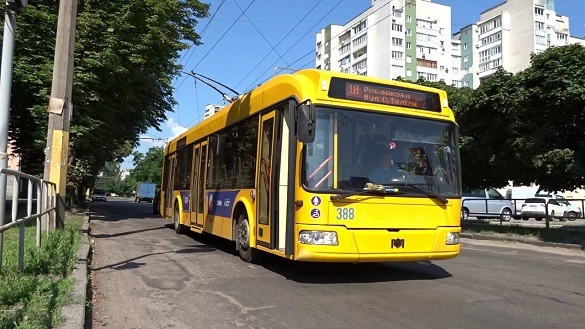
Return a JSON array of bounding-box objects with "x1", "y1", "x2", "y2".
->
[{"x1": 294, "y1": 75, "x2": 461, "y2": 262}]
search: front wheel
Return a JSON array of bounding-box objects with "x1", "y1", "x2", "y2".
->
[
  {"x1": 236, "y1": 213, "x2": 260, "y2": 263},
  {"x1": 461, "y1": 208, "x2": 469, "y2": 221},
  {"x1": 567, "y1": 212, "x2": 578, "y2": 221}
]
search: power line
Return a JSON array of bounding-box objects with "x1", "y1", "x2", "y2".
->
[
  {"x1": 191, "y1": 0, "x2": 257, "y2": 71},
  {"x1": 242, "y1": 0, "x2": 347, "y2": 92},
  {"x1": 233, "y1": 0, "x2": 325, "y2": 90},
  {"x1": 175, "y1": 0, "x2": 227, "y2": 89},
  {"x1": 244, "y1": 0, "x2": 400, "y2": 91},
  {"x1": 231, "y1": 0, "x2": 289, "y2": 66}
]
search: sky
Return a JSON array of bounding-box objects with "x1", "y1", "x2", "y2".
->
[{"x1": 123, "y1": 0, "x2": 585, "y2": 169}]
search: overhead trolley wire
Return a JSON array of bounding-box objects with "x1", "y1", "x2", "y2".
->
[
  {"x1": 174, "y1": 0, "x2": 226, "y2": 90},
  {"x1": 244, "y1": 0, "x2": 401, "y2": 91},
  {"x1": 233, "y1": 0, "x2": 325, "y2": 90}
]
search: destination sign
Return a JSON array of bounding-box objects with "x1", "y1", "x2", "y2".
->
[{"x1": 328, "y1": 78, "x2": 441, "y2": 112}]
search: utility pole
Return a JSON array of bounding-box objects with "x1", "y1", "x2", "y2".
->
[
  {"x1": 0, "y1": 0, "x2": 28, "y2": 268},
  {"x1": 42, "y1": 0, "x2": 78, "y2": 231}
]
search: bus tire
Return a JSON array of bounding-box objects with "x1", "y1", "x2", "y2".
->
[
  {"x1": 174, "y1": 205, "x2": 187, "y2": 234},
  {"x1": 236, "y1": 213, "x2": 258, "y2": 263}
]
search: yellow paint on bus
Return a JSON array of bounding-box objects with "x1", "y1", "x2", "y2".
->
[{"x1": 159, "y1": 69, "x2": 461, "y2": 263}]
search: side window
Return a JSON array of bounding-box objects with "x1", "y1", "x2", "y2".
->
[
  {"x1": 548, "y1": 199, "x2": 559, "y2": 206},
  {"x1": 555, "y1": 195, "x2": 570, "y2": 206},
  {"x1": 471, "y1": 189, "x2": 485, "y2": 197},
  {"x1": 487, "y1": 188, "x2": 503, "y2": 199}
]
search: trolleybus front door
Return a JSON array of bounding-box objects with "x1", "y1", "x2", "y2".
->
[{"x1": 256, "y1": 112, "x2": 276, "y2": 248}]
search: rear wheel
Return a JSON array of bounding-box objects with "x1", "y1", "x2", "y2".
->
[
  {"x1": 174, "y1": 205, "x2": 187, "y2": 234},
  {"x1": 500, "y1": 208, "x2": 512, "y2": 221}
]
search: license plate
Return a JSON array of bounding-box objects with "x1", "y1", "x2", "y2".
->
[{"x1": 529, "y1": 205, "x2": 536, "y2": 208}]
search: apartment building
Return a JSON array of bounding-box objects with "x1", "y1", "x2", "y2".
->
[
  {"x1": 315, "y1": 0, "x2": 461, "y2": 86},
  {"x1": 453, "y1": 0, "x2": 581, "y2": 89}
]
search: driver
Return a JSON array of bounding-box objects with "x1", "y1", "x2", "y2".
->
[{"x1": 369, "y1": 152, "x2": 402, "y2": 184}]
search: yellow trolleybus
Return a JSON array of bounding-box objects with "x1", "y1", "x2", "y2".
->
[{"x1": 160, "y1": 69, "x2": 461, "y2": 263}]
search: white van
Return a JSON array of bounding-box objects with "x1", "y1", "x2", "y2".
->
[{"x1": 504, "y1": 187, "x2": 581, "y2": 220}]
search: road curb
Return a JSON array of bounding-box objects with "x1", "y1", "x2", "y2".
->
[
  {"x1": 60, "y1": 213, "x2": 91, "y2": 329},
  {"x1": 460, "y1": 233, "x2": 583, "y2": 250}
]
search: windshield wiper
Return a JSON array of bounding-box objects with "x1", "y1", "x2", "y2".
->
[
  {"x1": 392, "y1": 182, "x2": 448, "y2": 204},
  {"x1": 330, "y1": 183, "x2": 404, "y2": 201}
]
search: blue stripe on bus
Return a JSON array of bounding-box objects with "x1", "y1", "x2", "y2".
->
[
  {"x1": 207, "y1": 190, "x2": 239, "y2": 218},
  {"x1": 180, "y1": 191, "x2": 190, "y2": 211}
]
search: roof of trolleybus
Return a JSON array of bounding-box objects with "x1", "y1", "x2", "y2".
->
[{"x1": 165, "y1": 69, "x2": 454, "y2": 153}]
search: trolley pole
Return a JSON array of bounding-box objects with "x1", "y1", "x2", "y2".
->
[
  {"x1": 0, "y1": 0, "x2": 28, "y2": 269},
  {"x1": 42, "y1": 0, "x2": 78, "y2": 230}
]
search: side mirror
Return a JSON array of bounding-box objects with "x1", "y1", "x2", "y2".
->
[{"x1": 295, "y1": 99, "x2": 316, "y2": 143}]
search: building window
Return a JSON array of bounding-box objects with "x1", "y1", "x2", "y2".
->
[
  {"x1": 339, "y1": 31, "x2": 351, "y2": 43},
  {"x1": 339, "y1": 43, "x2": 350, "y2": 55},
  {"x1": 535, "y1": 35, "x2": 546, "y2": 45},
  {"x1": 391, "y1": 51, "x2": 403, "y2": 59},
  {"x1": 339, "y1": 55, "x2": 350, "y2": 66},
  {"x1": 535, "y1": 21, "x2": 544, "y2": 30},
  {"x1": 406, "y1": 55, "x2": 412, "y2": 63},
  {"x1": 479, "y1": 17, "x2": 502, "y2": 33},
  {"x1": 481, "y1": 32, "x2": 502, "y2": 46},
  {"x1": 463, "y1": 55, "x2": 469, "y2": 63},
  {"x1": 452, "y1": 67, "x2": 459, "y2": 74},
  {"x1": 406, "y1": 69, "x2": 412, "y2": 77},
  {"x1": 406, "y1": 42, "x2": 412, "y2": 49},
  {"x1": 417, "y1": 58, "x2": 437, "y2": 69},
  {"x1": 416, "y1": 19, "x2": 436, "y2": 30},
  {"x1": 353, "y1": 34, "x2": 367, "y2": 47},
  {"x1": 353, "y1": 20, "x2": 367, "y2": 34},
  {"x1": 392, "y1": 37, "x2": 403, "y2": 46},
  {"x1": 535, "y1": 7, "x2": 544, "y2": 16},
  {"x1": 392, "y1": 23, "x2": 403, "y2": 32},
  {"x1": 416, "y1": 33, "x2": 436, "y2": 42},
  {"x1": 406, "y1": 15, "x2": 412, "y2": 23},
  {"x1": 463, "y1": 43, "x2": 469, "y2": 50}
]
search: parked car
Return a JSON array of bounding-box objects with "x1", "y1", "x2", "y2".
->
[
  {"x1": 461, "y1": 188, "x2": 514, "y2": 221},
  {"x1": 521, "y1": 196, "x2": 581, "y2": 221},
  {"x1": 92, "y1": 188, "x2": 107, "y2": 202}
]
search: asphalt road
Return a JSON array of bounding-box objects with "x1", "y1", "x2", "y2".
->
[{"x1": 89, "y1": 199, "x2": 585, "y2": 329}]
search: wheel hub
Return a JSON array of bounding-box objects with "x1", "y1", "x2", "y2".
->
[{"x1": 238, "y1": 220, "x2": 250, "y2": 249}]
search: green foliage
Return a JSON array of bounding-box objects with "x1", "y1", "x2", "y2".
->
[
  {"x1": 0, "y1": 217, "x2": 84, "y2": 328},
  {"x1": 96, "y1": 146, "x2": 164, "y2": 196},
  {"x1": 7, "y1": 0, "x2": 209, "y2": 192}
]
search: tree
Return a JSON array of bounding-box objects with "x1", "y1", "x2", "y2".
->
[
  {"x1": 513, "y1": 44, "x2": 585, "y2": 191},
  {"x1": 7, "y1": 0, "x2": 209, "y2": 195}
]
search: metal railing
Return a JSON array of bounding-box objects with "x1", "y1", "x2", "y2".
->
[{"x1": 0, "y1": 168, "x2": 57, "y2": 271}]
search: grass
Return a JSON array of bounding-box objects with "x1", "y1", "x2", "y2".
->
[
  {"x1": 0, "y1": 215, "x2": 84, "y2": 329},
  {"x1": 462, "y1": 222, "x2": 585, "y2": 249}
]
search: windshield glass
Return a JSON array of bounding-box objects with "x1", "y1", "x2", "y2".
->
[{"x1": 303, "y1": 107, "x2": 461, "y2": 197}]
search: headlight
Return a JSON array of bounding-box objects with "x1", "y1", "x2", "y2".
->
[
  {"x1": 446, "y1": 232, "x2": 459, "y2": 245},
  {"x1": 299, "y1": 231, "x2": 339, "y2": 246}
]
